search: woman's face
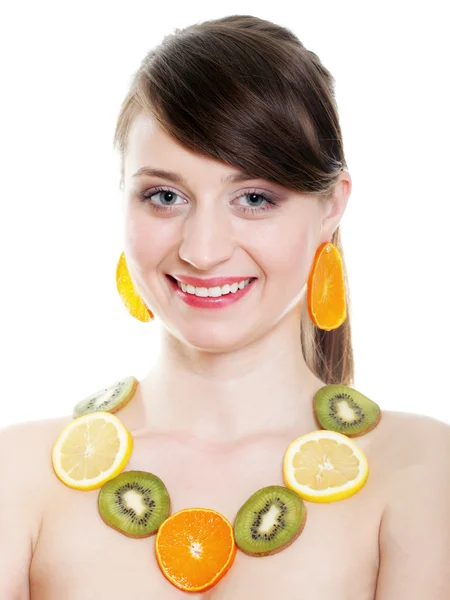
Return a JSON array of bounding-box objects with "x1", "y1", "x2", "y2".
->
[{"x1": 122, "y1": 112, "x2": 344, "y2": 351}]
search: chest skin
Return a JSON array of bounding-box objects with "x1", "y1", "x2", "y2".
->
[{"x1": 30, "y1": 431, "x2": 382, "y2": 600}]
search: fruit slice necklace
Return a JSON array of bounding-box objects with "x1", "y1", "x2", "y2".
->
[{"x1": 52, "y1": 375, "x2": 382, "y2": 593}]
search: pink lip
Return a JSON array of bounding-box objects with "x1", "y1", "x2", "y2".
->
[
  {"x1": 167, "y1": 275, "x2": 257, "y2": 309},
  {"x1": 170, "y1": 275, "x2": 256, "y2": 287}
]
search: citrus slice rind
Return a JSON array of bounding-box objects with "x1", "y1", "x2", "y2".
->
[
  {"x1": 155, "y1": 508, "x2": 236, "y2": 592},
  {"x1": 116, "y1": 251, "x2": 153, "y2": 322},
  {"x1": 51, "y1": 412, "x2": 133, "y2": 491},
  {"x1": 307, "y1": 241, "x2": 346, "y2": 331},
  {"x1": 283, "y1": 430, "x2": 368, "y2": 503}
]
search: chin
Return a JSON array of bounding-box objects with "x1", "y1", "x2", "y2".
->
[{"x1": 164, "y1": 321, "x2": 258, "y2": 354}]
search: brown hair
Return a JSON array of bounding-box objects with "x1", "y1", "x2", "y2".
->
[{"x1": 113, "y1": 14, "x2": 354, "y2": 386}]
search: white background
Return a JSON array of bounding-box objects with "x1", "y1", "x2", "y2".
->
[{"x1": 1, "y1": 1, "x2": 449, "y2": 428}]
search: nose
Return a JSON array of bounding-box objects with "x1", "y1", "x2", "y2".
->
[{"x1": 178, "y1": 201, "x2": 235, "y2": 271}]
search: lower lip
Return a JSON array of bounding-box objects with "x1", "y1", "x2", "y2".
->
[{"x1": 166, "y1": 276, "x2": 257, "y2": 309}]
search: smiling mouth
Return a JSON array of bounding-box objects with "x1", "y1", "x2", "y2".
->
[
  {"x1": 166, "y1": 274, "x2": 257, "y2": 293},
  {"x1": 166, "y1": 274, "x2": 257, "y2": 286}
]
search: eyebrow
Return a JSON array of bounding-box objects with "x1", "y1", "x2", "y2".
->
[{"x1": 131, "y1": 166, "x2": 262, "y2": 185}]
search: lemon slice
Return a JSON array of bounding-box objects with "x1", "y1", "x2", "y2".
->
[
  {"x1": 52, "y1": 412, "x2": 133, "y2": 491},
  {"x1": 116, "y1": 251, "x2": 152, "y2": 322},
  {"x1": 283, "y1": 430, "x2": 368, "y2": 503}
]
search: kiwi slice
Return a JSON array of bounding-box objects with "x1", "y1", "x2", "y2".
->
[
  {"x1": 98, "y1": 470, "x2": 171, "y2": 538},
  {"x1": 313, "y1": 384, "x2": 381, "y2": 437},
  {"x1": 234, "y1": 485, "x2": 306, "y2": 556},
  {"x1": 73, "y1": 376, "x2": 138, "y2": 418}
]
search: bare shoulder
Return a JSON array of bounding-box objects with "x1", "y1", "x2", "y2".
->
[
  {"x1": 378, "y1": 408, "x2": 450, "y2": 434},
  {"x1": 374, "y1": 409, "x2": 450, "y2": 454},
  {"x1": 372, "y1": 412, "x2": 450, "y2": 598},
  {"x1": 0, "y1": 415, "x2": 73, "y2": 477},
  {"x1": 0, "y1": 416, "x2": 73, "y2": 547},
  {"x1": 369, "y1": 409, "x2": 450, "y2": 482},
  {"x1": 0, "y1": 414, "x2": 73, "y2": 459}
]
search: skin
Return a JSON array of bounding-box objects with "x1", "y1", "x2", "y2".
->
[
  {"x1": 120, "y1": 111, "x2": 349, "y2": 444},
  {"x1": 2, "y1": 112, "x2": 450, "y2": 599}
]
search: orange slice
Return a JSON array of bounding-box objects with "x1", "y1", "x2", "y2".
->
[
  {"x1": 116, "y1": 251, "x2": 153, "y2": 321},
  {"x1": 283, "y1": 430, "x2": 368, "y2": 503},
  {"x1": 307, "y1": 241, "x2": 346, "y2": 330},
  {"x1": 52, "y1": 412, "x2": 133, "y2": 491},
  {"x1": 155, "y1": 508, "x2": 236, "y2": 592}
]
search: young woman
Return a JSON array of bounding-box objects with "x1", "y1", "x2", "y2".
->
[{"x1": 2, "y1": 14, "x2": 449, "y2": 600}]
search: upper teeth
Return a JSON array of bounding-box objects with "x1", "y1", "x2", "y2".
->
[{"x1": 177, "y1": 278, "x2": 253, "y2": 297}]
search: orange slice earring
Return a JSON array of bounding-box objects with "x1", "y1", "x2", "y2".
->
[
  {"x1": 307, "y1": 241, "x2": 347, "y2": 331},
  {"x1": 116, "y1": 251, "x2": 154, "y2": 322}
]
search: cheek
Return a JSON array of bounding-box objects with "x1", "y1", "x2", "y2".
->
[
  {"x1": 124, "y1": 204, "x2": 172, "y2": 267},
  {"x1": 252, "y1": 223, "x2": 315, "y2": 285}
]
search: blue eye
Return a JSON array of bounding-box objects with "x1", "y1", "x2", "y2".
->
[{"x1": 139, "y1": 186, "x2": 280, "y2": 214}]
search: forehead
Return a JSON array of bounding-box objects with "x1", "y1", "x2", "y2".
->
[
  {"x1": 126, "y1": 112, "x2": 182, "y2": 160},
  {"x1": 124, "y1": 112, "x2": 238, "y2": 184}
]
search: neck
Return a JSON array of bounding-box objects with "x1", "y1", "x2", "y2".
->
[{"x1": 131, "y1": 309, "x2": 324, "y2": 446}]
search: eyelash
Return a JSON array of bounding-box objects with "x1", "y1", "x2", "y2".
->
[{"x1": 138, "y1": 186, "x2": 279, "y2": 214}]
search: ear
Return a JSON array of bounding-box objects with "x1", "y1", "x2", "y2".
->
[{"x1": 320, "y1": 170, "x2": 352, "y2": 239}]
